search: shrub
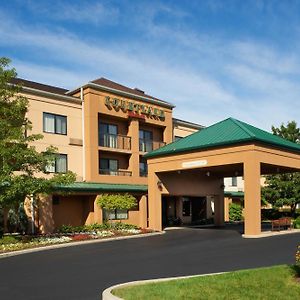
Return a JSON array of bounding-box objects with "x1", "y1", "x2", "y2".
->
[
  {"x1": 229, "y1": 203, "x2": 243, "y2": 221},
  {"x1": 0, "y1": 235, "x2": 20, "y2": 245},
  {"x1": 293, "y1": 216, "x2": 300, "y2": 229},
  {"x1": 58, "y1": 223, "x2": 138, "y2": 234},
  {"x1": 97, "y1": 193, "x2": 137, "y2": 222},
  {"x1": 58, "y1": 225, "x2": 86, "y2": 234}
]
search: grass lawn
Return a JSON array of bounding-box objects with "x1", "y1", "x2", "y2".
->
[{"x1": 113, "y1": 265, "x2": 300, "y2": 300}]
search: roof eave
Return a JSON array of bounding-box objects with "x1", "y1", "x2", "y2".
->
[
  {"x1": 145, "y1": 138, "x2": 300, "y2": 159},
  {"x1": 11, "y1": 84, "x2": 82, "y2": 104},
  {"x1": 67, "y1": 83, "x2": 175, "y2": 109}
]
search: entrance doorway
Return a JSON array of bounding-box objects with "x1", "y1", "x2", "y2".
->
[
  {"x1": 162, "y1": 196, "x2": 180, "y2": 227},
  {"x1": 191, "y1": 197, "x2": 207, "y2": 223}
]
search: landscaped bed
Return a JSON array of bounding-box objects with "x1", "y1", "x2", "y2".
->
[
  {"x1": 0, "y1": 223, "x2": 152, "y2": 253},
  {"x1": 113, "y1": 265, "x2": 300, "y2": 300}
]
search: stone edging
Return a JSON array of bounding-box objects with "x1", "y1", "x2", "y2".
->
[
  {"x1": 102, "y1": 271, "x2": 226, "y2": 300},
  {"x1": 242, "y1": 228, "x2": 300, "y2": 238},
  {"x1": 0, "y1": 231, "x2": 165, "y2": 259}
]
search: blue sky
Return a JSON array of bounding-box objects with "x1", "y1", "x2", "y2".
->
[{"x1": 1, "y1": 0, "x2": 300, "y2": 129}]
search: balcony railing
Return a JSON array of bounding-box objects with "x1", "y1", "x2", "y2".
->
[
  {"x1": 139, "y1": 139, "x2": 166, "y2": 152},
  {"x1": 99, "y1": 134, "x2": 131, "y2": 150},
  {"x1": 99, "y1": 169, "x2": 132, "y2": 176}
]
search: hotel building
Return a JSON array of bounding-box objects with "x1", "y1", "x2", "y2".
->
[
  {"x1": 11, "y1": 76, "x2": 300, "y2": 237},
  {"x1": 13, "y1": 77, "x2": 208, "y2": 233}
]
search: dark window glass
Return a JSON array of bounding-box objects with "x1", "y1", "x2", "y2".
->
[
  {"x1": 231, "y1": 177, "x2": 238, "y2": 186},
  {"x1": 104, "y1": 209, "x2": 128, "y2": 220},
  {"x1": 52, "y1": 196, "x2": 60, "y2": 205},
  {"x1": 99, "y1": 158, "x2": 118, "y2": 175},
  {"x1": 43, "y1": 113, "x2": 67, "y2": 135},
  {"x1": 139, "y1": 158, "x2": 148, "y2": 177},
  {"x1": 46, "y1": 154, "x2": 68, "y2": 173},
  {"x1": 182, "y1": 197, "x2": 191, "y2": 216},
  {"x1": 139, "y1": 130, "x2": 153, "y2": 152},
  {"x1": 99, "y1": 123, "x2": 118, "y2": 147}
]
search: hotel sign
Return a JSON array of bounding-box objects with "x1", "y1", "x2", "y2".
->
[
  {"x1": 182, "y1": 160, "x2": 207, "y2": 168},
  {"x1": 104, "y1": 96, "x2": 165, "y2": 120}
]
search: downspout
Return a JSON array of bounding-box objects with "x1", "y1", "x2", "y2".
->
[{"x1": 81, "y1": 87, "x2": 86, "y2": 181}]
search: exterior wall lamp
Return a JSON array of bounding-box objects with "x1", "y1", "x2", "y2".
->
[{"x1": 157, "y1": 180, "x2": 163, "y2": 191}]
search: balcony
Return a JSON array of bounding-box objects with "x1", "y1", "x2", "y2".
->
[
  {"x1": 139, "y1": 139, "x2": 166, "y2": 153},
  {"x1": 99, "y1": 169, "x2": 132, "y2": 176},
  {"x1": 99, "y1": 134, "x2": 131, "y2": 150}
]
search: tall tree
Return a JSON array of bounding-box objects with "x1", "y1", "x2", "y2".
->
[
  {"x1": 262, "y1": 121, "x2": 300, "y2": 216},
  {"x1": 0, "y1": 57, "x2": 76, "y2": 232}
]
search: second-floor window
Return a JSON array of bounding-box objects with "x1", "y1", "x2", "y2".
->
[
  {"x1": 139, "y1": 130, "x2": 153, "y2": 152},
  {"x1": 46, "y1": 154, "x2": 68, "y2": 173},
  {"x1": 99, "y1": 158, "x2": 118, "y2": 175},
  {"x1": 43, "y1": 112, "x2": 67, "y2": 135},
  {"x1": 99, "y1": 123, "x2": 117, "y2": 148},
  {"x1": 231, "y1": 177, "x2": 238, "y2": 187}
]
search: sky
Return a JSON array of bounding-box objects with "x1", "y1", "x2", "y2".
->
[{"x1": 1, "y1": 0, "x2": 300, "y2": 130}]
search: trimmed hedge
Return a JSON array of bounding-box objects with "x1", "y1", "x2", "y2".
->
[{"x1": 58, "y1": 223, "x2": 138, "y2": 234}]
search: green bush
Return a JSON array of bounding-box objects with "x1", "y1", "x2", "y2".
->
[
  {"x1": 293, "y1": 217, "x2": 300, "y2": 229},
  {"x1": 261, "y1": 208, "x2": 300, "y2": 221},
  {"x1": 229, "y1": 203, "x2": 243, "y2": 221},
  {"x1": 0, "y1": 235, "x2": 20, "y2": 245},
  {"x1": 58, "y1": 223, "x2": 138, "y2": 233}
]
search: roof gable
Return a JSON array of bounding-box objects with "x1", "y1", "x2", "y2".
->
[{"x1": 145, "y1": 117, "x2": 300, "y2": 158}]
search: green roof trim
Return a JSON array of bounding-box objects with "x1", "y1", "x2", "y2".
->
[
  {"x1": 224, "y1": 191, "x2": 244, "y2": 198},
  {"x1": 145, "y1": 117, "x2": 300, "y2": 158},
  {"x1": 55, "y1": 182, "x2": 148, "y2": 193}
]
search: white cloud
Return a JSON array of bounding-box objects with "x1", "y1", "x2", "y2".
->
[{"x1": 1, "y1": 4, "x2": 300, "y2": 131}]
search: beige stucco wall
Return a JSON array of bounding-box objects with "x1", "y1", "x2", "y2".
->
[
  {"x1": 83, "y1": 88, "x2": 173, "y2": 184},
  {"x1": 173, "y1": 124, "x2": 199, "y2": 139},
  {"x1": 24, "y1": 92, "x2": 83, "y2": 179}
]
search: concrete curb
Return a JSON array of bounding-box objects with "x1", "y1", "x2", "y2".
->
[
  {"x1": 102, "y1": 271, "x2": 226, "y2": 300},
  {"x1": 242, "y1": 229, "x2": 300, "y2": 238},
  {"x1": 0, "y1": 231, "x2": 165, "y2": 259}
]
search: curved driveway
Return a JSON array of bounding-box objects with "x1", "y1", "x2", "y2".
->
[{"x1": 0, "y1": 227, "x2": 299, "y2": 300}]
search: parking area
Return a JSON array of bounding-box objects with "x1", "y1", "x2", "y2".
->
[{"x1": 0, "y1": 227, "x2": 299, "y2": 300}]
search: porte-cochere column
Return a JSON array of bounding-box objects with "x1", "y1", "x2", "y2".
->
[
  {"x1": 244, "y1": 157, "x2": 261, "y2": 236},
  {"x1": 148, "y1": 170, "x2": 163, "y2": 231}
]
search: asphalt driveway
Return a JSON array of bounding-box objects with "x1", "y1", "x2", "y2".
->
[{"x1": 0, "y1": 227, "x2": 299, "y2": 300}]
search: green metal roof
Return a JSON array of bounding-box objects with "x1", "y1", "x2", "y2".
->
[
  {"x1": 55, "y1": 182, "x2": 148, "y2": 193},
  {"x1": 224, "y1": 191, "x2": 244, "y2": 198},
  {"x1": 145, "y1": 117, "x2": 300, "y2": 158}
]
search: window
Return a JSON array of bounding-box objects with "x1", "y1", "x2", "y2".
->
[
  {"x1": 139, "y1": 158, "x2": 148, "y2": 177},
  {"x1": 182, "y1": 197, "x2": 191, "y2": 216},
  {"x1": 99, "y1": 158, "x2": 118, "y2": 175},
  {"x1": 46, "y1": 154, "x2": 68, "y2": 173},
  {"x1": 139, "y1": 130, "x2": 153, "y2": 152},
  {"x1": 43, "y1": 113, "x2": 67, "y2": 135},
  {"x1": 52, "y1": 195, "x2": 60, "y2": 205},
  {"x1": 104, "y1": 209, "x2": 128, "y2": 220},
  {"x1": 231, "y1": 177, "x2": 238, "y2": 187},
  {"x1": 99, "y1": 123, "x2": 117, "y2": 148}
]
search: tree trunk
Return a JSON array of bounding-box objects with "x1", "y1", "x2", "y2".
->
[
  {"x1": 3, "y1": 207, "x2": 9, "y2": 233},
  {"x1": 14, "y1": 204, "x2": 19, "y2": 233},
  {"x1": 291, "y1": 203, "x2": 297, "y2": 218}
]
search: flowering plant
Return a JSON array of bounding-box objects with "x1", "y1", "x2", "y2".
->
[{"x1": 296, "y1": 245, "x2": 300, "y2": 265}]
